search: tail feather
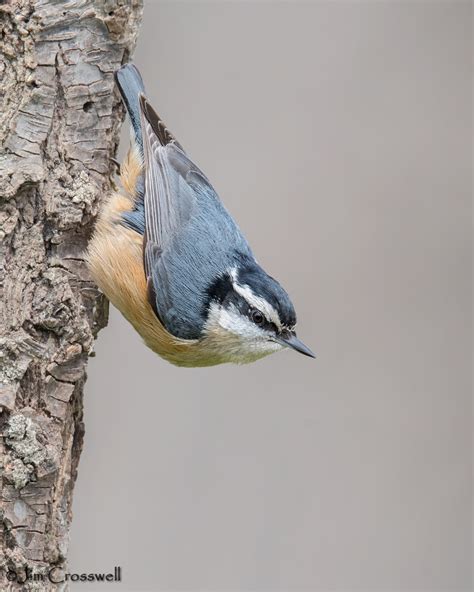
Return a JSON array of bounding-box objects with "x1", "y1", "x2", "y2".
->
[
  {"x1": 115, "y1": 64, "x2": 146, "y2": 235},
  {"x1": 115, "y1": 64, "x2": 146, "y2": 153},
  {"x1": 139, "y1": 94, "x2": 183, "y2": 149},
  {"x1": 114, "y1": 64, "x2": 184, "y2": 237}
]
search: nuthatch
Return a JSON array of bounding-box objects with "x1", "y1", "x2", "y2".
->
[{"x1": 87, "y1": 64, "x2": 314, "y2": 367}]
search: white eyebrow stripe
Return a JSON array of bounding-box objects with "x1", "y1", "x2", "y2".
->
[{"x1": 229, "y1": 269, "x2": 282, "y2": 330}]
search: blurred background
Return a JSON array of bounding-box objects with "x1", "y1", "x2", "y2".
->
[{"x1": 69, "y1": 1, "x2": 472, "y2": 590}]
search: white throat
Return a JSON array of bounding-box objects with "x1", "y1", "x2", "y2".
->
[{"x1": 202, "y1": 302, "x2": 283, "y2": 364}]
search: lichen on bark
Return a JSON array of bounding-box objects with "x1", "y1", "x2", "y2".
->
[{"x1": 0, "y1": 1, "x2": 143, "y2": 588}]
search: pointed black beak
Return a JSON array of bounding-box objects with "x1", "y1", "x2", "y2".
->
[{"x1": 275, "y1": 331, "x2": 315, "y2": 358}]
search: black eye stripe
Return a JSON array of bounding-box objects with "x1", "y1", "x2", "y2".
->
[
  {"x1": 205, "y1": 276, "x2": 283, "y2": 334},
  {"x1": 247, "y1": 307, "x2": 278, "y2": 332}
]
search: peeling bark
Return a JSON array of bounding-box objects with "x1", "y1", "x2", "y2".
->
[{"x1": 0, "y1": 1, "x2": 143, "y2": 588}]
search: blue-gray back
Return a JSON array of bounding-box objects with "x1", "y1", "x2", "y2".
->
[{"x1": 142, "y1": 134, "x2": 254, "y2": 339}]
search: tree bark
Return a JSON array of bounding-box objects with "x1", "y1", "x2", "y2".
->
[{"x1": 0, "y1": 1, "x2": 142, "y2": 588}]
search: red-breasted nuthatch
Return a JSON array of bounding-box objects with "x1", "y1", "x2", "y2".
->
[{"x1": 87, "y1": 64, "x2": 314, "y2": 367}]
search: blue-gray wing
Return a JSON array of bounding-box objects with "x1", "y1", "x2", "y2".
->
[{"x1": 140, "y1": 97, "x2": 253, "y2": 339}]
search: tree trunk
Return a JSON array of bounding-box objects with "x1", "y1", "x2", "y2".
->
[{"x1": 0, "y1": 1, "x2": 143, "y2": 588}]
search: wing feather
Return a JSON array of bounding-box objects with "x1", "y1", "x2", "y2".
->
[
  {"x1": 140, "y1": 97, "x2": 196, "y2": 275},
  {"x1": 138, "y1": 94, "x2": 254, "y2": 339}
]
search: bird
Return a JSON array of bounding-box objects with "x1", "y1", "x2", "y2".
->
[{"x1": 87, "y1": 64, "x2": 314, "y2": 367}]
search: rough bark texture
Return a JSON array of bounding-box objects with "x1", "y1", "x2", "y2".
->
[{"x1": 0, "y1": 1, "x2": 142, "y2": 588}]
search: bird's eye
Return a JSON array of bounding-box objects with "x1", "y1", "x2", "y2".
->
[{"x1": 252, "y1": 310, "x2": 265, "y2": 325}]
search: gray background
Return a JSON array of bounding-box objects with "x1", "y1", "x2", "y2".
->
[{"x1": 69, "y1": 1, "x2": 472, "y2": 590}]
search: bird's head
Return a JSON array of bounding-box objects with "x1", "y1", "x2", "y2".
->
[{"x1": 202, "y1": 262, "x2": 314, "y2": 364}]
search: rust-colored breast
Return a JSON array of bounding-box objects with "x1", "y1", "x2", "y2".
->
[{"x1": 86, "y1": 149, "x2": 224, "y2": 367}]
